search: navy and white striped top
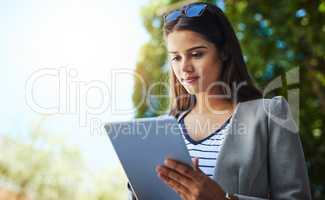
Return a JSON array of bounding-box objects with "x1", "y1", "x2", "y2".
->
[{"x1": 178, "y1": 112, "x2": 232, "y2": 178}]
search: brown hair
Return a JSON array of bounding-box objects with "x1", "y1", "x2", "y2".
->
[{"x1": 163, "y1": 2, "x2": 262, "y2": 118}]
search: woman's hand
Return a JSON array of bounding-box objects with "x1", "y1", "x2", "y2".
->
[{"x1": 156, "y1": 158, "x2": 226, "y2": 200}]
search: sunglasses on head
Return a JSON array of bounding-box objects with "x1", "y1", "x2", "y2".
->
[{"x1": 163, "y1": 3, "x2": 208, "y2": 24}]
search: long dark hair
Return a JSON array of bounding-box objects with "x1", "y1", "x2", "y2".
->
[{"x1": 163, "y1": 2, "x2": 262, "y2": 118}]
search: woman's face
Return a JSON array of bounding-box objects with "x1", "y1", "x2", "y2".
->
[{"x1": 166, "y1": 30, "x2": 222, "y2": 95}]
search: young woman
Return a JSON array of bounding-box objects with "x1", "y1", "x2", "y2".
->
[{"x1": 129, "y1": 2, "x2": 311, "y2": 200}]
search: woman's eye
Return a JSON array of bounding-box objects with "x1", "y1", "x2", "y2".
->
[
  {"x1": 192, "y1": 52, "x2": 203, "y2": 58},
  {"x1": 172, "y1": 56, "x2": 181, "y2": 61}
]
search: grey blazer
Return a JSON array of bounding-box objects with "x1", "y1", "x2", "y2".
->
[{"x1": 127, "y1": 96, "x2": 312, "y2": 199}]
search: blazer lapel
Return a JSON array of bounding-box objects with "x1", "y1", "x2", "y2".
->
[{"x1": 213, "y1": 102, "x2": 242, "y2": 193}]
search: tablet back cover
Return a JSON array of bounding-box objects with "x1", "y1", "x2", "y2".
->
[{"x1": 105, "y1": 116, "x2": 192, "y2": 200}]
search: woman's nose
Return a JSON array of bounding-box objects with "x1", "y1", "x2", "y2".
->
[{"x1": 180, "y1": 57, "x2": 194, "y2": 72}]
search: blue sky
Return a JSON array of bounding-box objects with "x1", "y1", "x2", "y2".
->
[{"x1": 0, "y1": 0, "x2": 150, "y2": 171}]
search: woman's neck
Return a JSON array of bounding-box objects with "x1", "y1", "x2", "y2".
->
[{"x1": 192, "y1": 91, "x2": 234, "y2": 115}]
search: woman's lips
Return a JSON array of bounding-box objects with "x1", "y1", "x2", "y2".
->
[{"x1": 182, "y1": 76, "x2": 199, "y2": 85}]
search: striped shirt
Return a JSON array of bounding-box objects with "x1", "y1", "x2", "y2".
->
[{"x1": 178, "y1": 113, "x2": 232, "y2": 178}]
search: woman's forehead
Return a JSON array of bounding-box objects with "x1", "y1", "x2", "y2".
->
[{"x1": 166, "y1": 30, "x2": 212, "y2": 53}]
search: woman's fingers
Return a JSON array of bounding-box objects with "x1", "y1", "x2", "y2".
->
[
  {"x1": 163, "y1": 158, "x2": 203, "y2": 180},
  {"x1": 156, "y1": 165, "x2": 195, "y2": 188},
  {"x1": 158, "y1": 172, "x2": 191, "y2": 199},
  {"x1": 192, "y1": 157, "x2": 200, "y2": 171}
]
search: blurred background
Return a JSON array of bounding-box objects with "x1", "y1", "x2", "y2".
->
[{"x1": 1, "y1": 0, "x2": 324, "y2": 199}]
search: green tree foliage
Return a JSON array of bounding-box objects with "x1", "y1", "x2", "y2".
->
[
  {"x1": 0, "y1": 126, "x2": 85, "y2": 200},
  {"x1": 133, "y1": 0, "x2": 325, "y2": 199},
  {"x1": 0, "y1": 121, "x2": 127, "y2": 200},
  {"x1": 132, "y1": 0, "x2": 169, "y2": 118}
]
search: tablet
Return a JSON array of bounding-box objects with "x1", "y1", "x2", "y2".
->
[{"x1": 104, "y1": 115, "x2": 192, "y2": 200}]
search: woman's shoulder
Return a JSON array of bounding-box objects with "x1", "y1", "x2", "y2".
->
[
  {"x1": 162, "y1": 96, "x2": 291, "y2": 123},
  {"x1": 238, "y1": 96, "x2": 298, "y2": 131},
  {"x1": 238, "y1": 95, "x2": 286, "y2": 106},
  {"x1": 233, "y1": 95, "x2": 291, "y2": 123},
  {"x1": 237, "y1": 95, "x2": 289, "y2": 113}
]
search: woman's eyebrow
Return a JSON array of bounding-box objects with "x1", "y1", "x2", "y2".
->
[{"x1": 168, "y1": 45, "x2": 208, "y2": 54}]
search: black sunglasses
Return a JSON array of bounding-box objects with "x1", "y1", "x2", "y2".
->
[{"x1": 163, "y1": 3, "x2": 208, "y2": 24}]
